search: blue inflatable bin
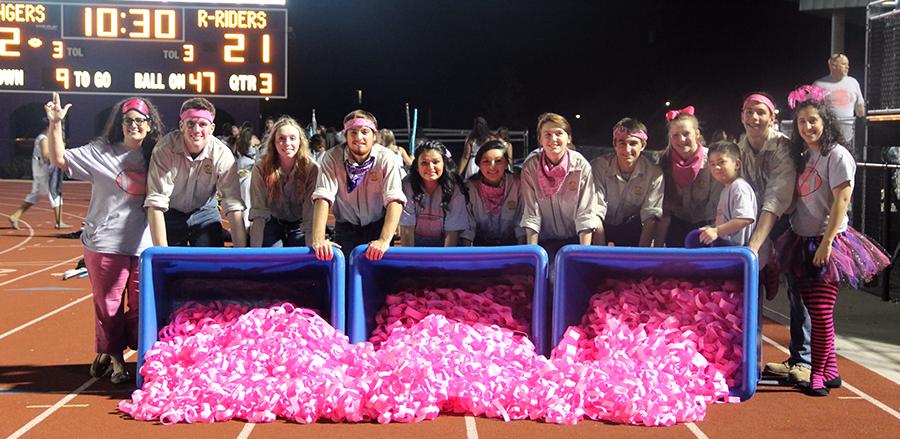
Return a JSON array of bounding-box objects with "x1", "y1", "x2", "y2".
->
[
  {"x1": 347, "y1": 245, "x2": 550, "y2": 354},
  {"x1": 136, "y1": 247, "x2": 345, "y2": 387},
  {"x1": 552, "y1": 246, "x2": 759, "y2": 400}
]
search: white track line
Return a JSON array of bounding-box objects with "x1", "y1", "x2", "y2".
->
[
  {"x1": 7, "y1": 378, "x2": 99, "y2": 439},
  {"x1": 685, "y1": 422, "x2": 709, "y2": 439},
  {"x1": 236, "y1": 423, "x2": 256, "y2": 439},
  {"x1": 464, "y1": 416, "x2": 479, "y2": 439},
  {"x1": 26, "y1": 404, "x2": 88, "y2": 409},
  {"x1": 0, "y1": 294, "x2": 91, "y2": 341},
  {"x1": 761, "y1": 335, "x2": 900, "y2": 420},
  {"x1": 0, "y1": 255, "x2": 82, "y2": 287},
  {"x1": 5, "y1": 351, "x2": 135, "y2": 439},
  {"x1": 0, "y1": 214, "x2": 33, "y2": 255}
]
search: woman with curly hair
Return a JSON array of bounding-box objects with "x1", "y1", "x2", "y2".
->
[{"x1": 399, "y1": 140, "x2": 469, "y2": 247}]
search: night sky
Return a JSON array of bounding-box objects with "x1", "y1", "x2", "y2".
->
[{"x1": 262, "y1": 0, "x2": 867, "y2": 148}]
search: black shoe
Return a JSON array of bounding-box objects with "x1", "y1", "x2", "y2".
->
[
  {"x1": 796, "y1": 381, "x2": 829, "y2": 396},
  {"x1": 824, "y1": 376, "x2": 842, "y2": 389},
  {"x1": 110, "y1": 369, "x2": 133, "y2": 385},
  {"x1": 90, "y1": 354, "x2": 111, "y2": 378}
]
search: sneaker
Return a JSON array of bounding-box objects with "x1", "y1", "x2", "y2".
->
[
  {"x1": 824, "y1": 376, "x2": 842, "y2": 388},
  {"x1": 90, "y1": 354, "x2": 111, "y2": 378},
  {"x1": 788, "y1": 365, "x2": 811, "y2": 384},
  {"x1": 763, "y1": 361, "x2": 791, "y2": 378},
  {"x1": 796, "y1": 381, "x2": 829, "y2": 396}
]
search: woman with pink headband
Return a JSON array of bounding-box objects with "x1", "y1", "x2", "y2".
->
[
  {"x1": 44, "y1": 92, "x2": 164, "y2": 384},
  {"x1": 737, "y1": 91, "x2": 809, "y2": 385},
  {"x1": 310, "y1": 109, "x2": 406, "y2": 261},
  {"x1": 144, "y1": 97, "x2": 246, "y2": 248},
  {"x1": 656, "y1": 106, "x2": 722, "y2": 247},
  {"x1": 591, "y1": 118, "x2": 663, "y2": 247},
  {"x1": 520, "y1": 112, "x2": 599, "y2": 258}
]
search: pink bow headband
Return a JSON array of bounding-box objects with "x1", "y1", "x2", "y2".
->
[
  {"x1": 343, "y1": 117, "x2": 377, "y2": 132},
  {"x1": 121, "y1": 99, "x2": 149, "y2": 117},
  {"x1": 787, "y1": 85, "x2": 827, "y2": 109},
  {"x1": 613, "y1": 126, "x2": 648, "y2": 142},
  {"x1": 665, "y1": 105, "x2": 695, "y2": 122},
  {"x1": 742, "y1": 93, "x2": 776, "y2": 116}
]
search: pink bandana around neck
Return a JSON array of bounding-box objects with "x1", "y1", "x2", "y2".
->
[
  {"x1": 478, "y1": 177, "x2": 506, "y2": 215},
  {"x1": 180, "y1": 109, "x2": 213, "y2": 123},
  {"x1": 537, "y1": 150, "x2": 569, "y2": 197},
  {"x1": 671, "y1": 146, "x2": 704, "y2": 189},
  {"x1": 343, "y1": 117, "x2": 377, "y2": 132}
]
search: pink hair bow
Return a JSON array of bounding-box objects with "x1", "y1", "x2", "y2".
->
[
  {"x1": 787, "y1": 85, "x2": 826, "y2": 109},
  {"x1": 665, "y1": 105, "x2": 695, "y2": 122}
]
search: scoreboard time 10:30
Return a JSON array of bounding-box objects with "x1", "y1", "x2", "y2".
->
[{"x1": 0, "y1": 1, "x2": 287, "y2": 98}]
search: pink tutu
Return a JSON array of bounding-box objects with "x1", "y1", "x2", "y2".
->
[{"x1": 775, "y1": 226, "x2": 890, "y2": 287}]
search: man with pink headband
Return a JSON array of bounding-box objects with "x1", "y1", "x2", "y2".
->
[
  {"x1": 310, "y1": 109, "x2": 406, "y2": 261},
  {"x1": 737, "y1": 91, "x2": 808, "y2": 384},
  {"x1": 144, "y1": 97, "x2": 246, "y2": 247},
  {"x1": 591, "y1": 118, "x2": 663, "y2": 247}
]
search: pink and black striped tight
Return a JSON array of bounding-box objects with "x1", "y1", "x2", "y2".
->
[{"x1": 798, "y1": 277, "x2": 840, "y2": 389}]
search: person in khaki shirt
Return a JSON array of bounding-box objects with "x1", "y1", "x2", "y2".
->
[
  {"x1": 520, "y1": 113, "x2": 599, "y2": 259},
  {"x1": 737, "y1": 91, "x2": 810, "y2": 385},
  {"x1": 592, "y1": 118, "x2": 663, "y2": 247},
  {"x1": 248, "y1": 116, "x2": 319, "y2": 247},
  {"x1": 310, "y1": 110, "x2": 406, "y2": 261},
  {"x1": 144, "y1": 98, "x2": 246, "y2": 247},
  {"x1": 465, "y1": 139, "x2": 524, "y2": 246},
  {"x1": 656, "y1": 107, "x2": 723, "y2": 247}
]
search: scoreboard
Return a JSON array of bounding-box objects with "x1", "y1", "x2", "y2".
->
[{"x1": 0, "y1": 1, "x2": 287, "y2": 98}]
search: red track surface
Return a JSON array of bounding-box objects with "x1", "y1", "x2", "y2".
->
[{"x1": 1, "y1": 180, "x2": 898, "y2": 438}]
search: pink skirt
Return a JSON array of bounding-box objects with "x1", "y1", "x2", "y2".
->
[{"x1": 775, "y1": 227, "x2": 890, "y2": 287}]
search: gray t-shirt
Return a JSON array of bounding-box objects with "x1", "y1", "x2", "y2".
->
[
  {"x1": 399, "y1": 178, "x2": 469, "y2": 246},
  {"x1": 65, "y1": 141, "x2": 152, "y2": 256},
  {"x1": 790, "y1": 145, "x2": 855, "y2": 237},
  {"x1": 814, "y1": 75, "x2": 864, "y2": 143},
  {"x1": 716, "y1": 177, "x2": 757, "y2": 246}
]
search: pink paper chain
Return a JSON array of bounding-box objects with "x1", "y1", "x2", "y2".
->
[{"x1": 120, "y1": 277, "x2": 741, "y2": 426}]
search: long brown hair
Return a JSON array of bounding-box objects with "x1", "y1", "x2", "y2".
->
[{"x1": 260, "y1": 116, "x2": 313, "y2": 202}]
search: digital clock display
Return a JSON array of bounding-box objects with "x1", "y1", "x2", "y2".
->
[{"x1": 0, "y1": 1, "x2": 287, "y2": 98}]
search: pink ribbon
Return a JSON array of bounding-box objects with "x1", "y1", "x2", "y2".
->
[
  {"x1": 665, "y1": 105, "x2": 695, "y2": 122},
  {"x1": 787, "y1": 85, "x2": 827, "y2": 109}
]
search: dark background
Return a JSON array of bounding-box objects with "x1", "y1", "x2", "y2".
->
[{"x1": 261, "y1": 0, "x2": 866, "y2": 148}]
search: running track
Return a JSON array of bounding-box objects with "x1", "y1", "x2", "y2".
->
[{"x1": 0, "y1": 180, "x2": 897, "y2": 438}]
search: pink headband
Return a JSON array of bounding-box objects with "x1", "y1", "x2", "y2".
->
[
  {"x1": 121, "y1": 99, "x2": 149, "y2": 117},
  {"x1": 613, "y1": 126, "x2": 648, "y2": 142},
  {"x1": 787, "y1": 85, "x2": 827, "y2": 109},
  {"x1": 180, "y1": 109, "x2": 213, "y2": 123},
  {"x1": 665, "y1": 105, "x2": 695, "y2": 122},
  {"x1": 743, "y1": 94, "x2": 776, "y2": 116},
  {"x1": 343, "y1": 117, "x2": 377, "y2": 132}
]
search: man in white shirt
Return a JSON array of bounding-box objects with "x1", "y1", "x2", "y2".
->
[{"x1": 813, "y1": 53, "x2": 865, "y2": 145}]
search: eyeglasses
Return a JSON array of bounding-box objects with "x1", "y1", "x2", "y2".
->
[{"x1": 122, "y1": 117, "x2": 149, "y2": 126}]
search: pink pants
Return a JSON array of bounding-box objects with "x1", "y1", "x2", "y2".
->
[{"x1": 83, "y1": 247, "x2": 139, "y2": 353}]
